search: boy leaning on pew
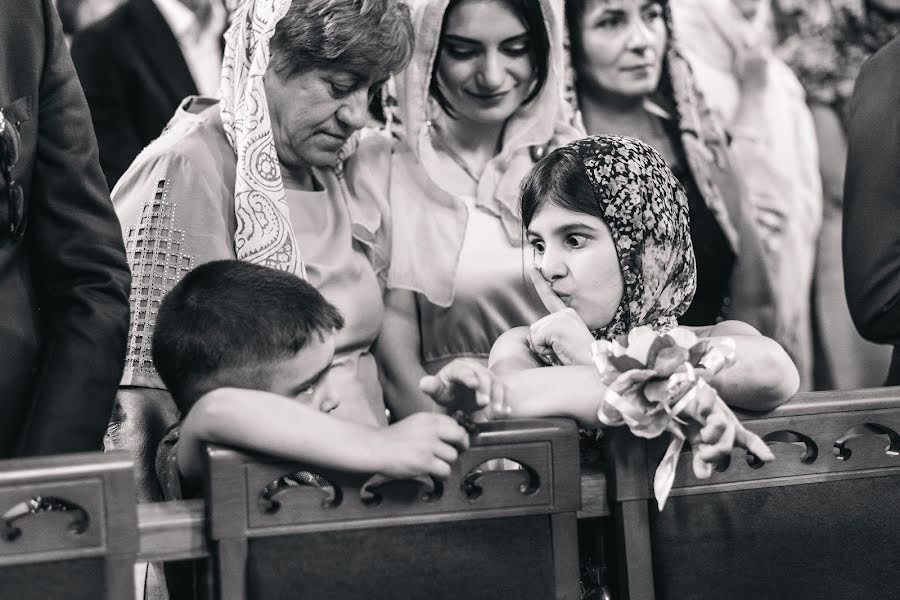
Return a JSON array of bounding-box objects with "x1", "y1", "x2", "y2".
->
[{"x1": 150, "y1": 259, "x2": 484, "y2": 500}]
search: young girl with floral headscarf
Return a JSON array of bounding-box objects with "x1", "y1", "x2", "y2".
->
[
  {"x1": 414, "y1": 134, "x2": 795, "y2": 596},
  {"x1": 486, "y1": 135, "x2": 798, "y2": 434}
]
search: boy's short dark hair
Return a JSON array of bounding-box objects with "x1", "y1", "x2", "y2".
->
[{"x1": 152, "y1": 260, "x2": 344, "y2": 414}]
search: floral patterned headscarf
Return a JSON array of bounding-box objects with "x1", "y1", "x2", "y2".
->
[
  {"x1": 220, "y1": 0, "x2": 304, "y2": 277},
  {"x1": 567, "y1": 135, "x2": 697, "y2": 340}
]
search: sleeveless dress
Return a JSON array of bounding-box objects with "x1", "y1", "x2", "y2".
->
[
  {"x1": 286, "y1": 186, "x2": 387, "y2": 426},
  {"x1": 416, "y1": 196, "x2": 548, "y2": 373},
  {"x1": 414, "y1": 137, "x2": 547, "y2": 374},
  {"x1": 385, "y1": 0, "x2": 578, "y2": 375}
]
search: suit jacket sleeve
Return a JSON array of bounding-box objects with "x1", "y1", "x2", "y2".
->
[
  {"x1": 842, "y1": 39, "x2": 900, "y2": 346},
  {"x1": 17, "y1": 0, "x2": 132, "y2": 455},
  {"x1": 70, "y1": 21, "x2": 143, "y2": 190}
]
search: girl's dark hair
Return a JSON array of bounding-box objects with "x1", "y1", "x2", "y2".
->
[
  {"x1": 431, "y1": 0, "x2": 551, "y2": 118},
  {"x1": 519, "y1": 145, "x2": 601, "y2": 228}
]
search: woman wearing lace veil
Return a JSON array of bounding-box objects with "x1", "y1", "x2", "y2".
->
[{"x1": 109, "y1": 0, "x2": 449, "y2": 503}]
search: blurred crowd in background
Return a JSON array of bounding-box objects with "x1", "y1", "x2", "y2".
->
[{"x1": 53, "y1": 0, "x2": 900, "y2": 394}]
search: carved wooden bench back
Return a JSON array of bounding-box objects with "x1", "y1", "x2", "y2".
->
[
  {"x1": 607, "y1": 387, "x2": 900, "y2": 600},
  {"x1": 0, "y1": 451, "x2": 138, "y2": 600},
  {"x1": 204, "y1": 418, "x2": 582, "y2": 600}
]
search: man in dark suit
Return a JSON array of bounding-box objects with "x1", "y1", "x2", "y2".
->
[
  {"x1": 0, "y1": 0, "x2": 131, "y2": 457},
  {"x1": 843, "y1": 35, "x2": 900, "y2": 386},
  {"x1": 71, "y1": 0, "x2": 223, "y2": 189}
]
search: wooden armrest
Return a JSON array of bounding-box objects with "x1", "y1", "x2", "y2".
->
[
  {"x1": 736, "y1": 386, "x2": 900, "y2": 420},
  {"x1": 137, "y1": 500, "x2": 207, "y2": 562},
  {"x1": 135, "y1": 476, "x2": 612, "y2": 561}
]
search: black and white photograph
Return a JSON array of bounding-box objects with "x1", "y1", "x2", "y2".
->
[{"x1": 1, "y1": 0, "x2": 899, "y2": 597}]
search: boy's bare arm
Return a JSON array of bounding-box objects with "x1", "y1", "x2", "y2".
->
[{"x1": 176, "y1": 388, "x2": 469, "y2": 485}]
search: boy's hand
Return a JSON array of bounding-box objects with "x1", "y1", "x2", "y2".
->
[
  {"x1": 419, "y1": 358, "x2": 510, "y2": 418},
  {"x1": 374, "y1": 413, "x2": 470, "y2": 480}
]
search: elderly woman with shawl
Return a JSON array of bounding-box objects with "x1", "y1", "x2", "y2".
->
[
  {"x1": 109, "y1": 0, "x2": 462, "y2": 500},
  {"x1": 563, "y1": 0, "x2": 774, "y2": 341}
]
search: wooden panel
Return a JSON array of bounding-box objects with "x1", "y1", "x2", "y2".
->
[
  {"x1": 137, "y1": 499, "x2": 208, "y2": 562},
  {"x1": 241, "y1": 442, "x2": 553, "y2": 531},
  {"x1": 551, "y1": 512, "x2": 581, "y2": 600},
  {"x1": 206, "y1": 418, "x2": 581, "y2": 540},
  {"x1": 203, "y1": 418, "x2": 582, "y2": 600},
  {"x1": 0, "y1": 478, "x2": 106, "y2": 562},
  {"x1": 736, "y1": 386, "x2": 900, "y2": 419},
  {"x1": 0, "y1": 451, "x2": 137, "y2": 600},
  {"x1": 605, "y1": 388, "x2": 900, "y2": 600},
  {"x1": 657, "y1": 406, "x2": 900, "y2": 496},
  {"x1": 132, "y1": 468, "x2": 612, "y2": 563},
  {"x1": 0, "y1": 452, "x2": 137, "y2": 566},
  {"x1": 615, "y1": 500, "x2": 655, "y2": 600},
  {"x1": 578, "y1": 464, "x2": 610, "y2": 518}
]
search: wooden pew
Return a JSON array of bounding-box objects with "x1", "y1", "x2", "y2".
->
[
  {"x1": 606, "y1": 387, "x2": 900, "y2": 600},
  {"x1": 134, "y1": 468, "x2": 611, "y2": 562},
  {"x1": 203, "y1": 418, "x2": 581, "y2": 600},
  {"x1": 134, "y1": 454, "x2": 610, "y2": 564},
  {"x1": 0, "y1": 451, "x2": 138, "y2": 600}
]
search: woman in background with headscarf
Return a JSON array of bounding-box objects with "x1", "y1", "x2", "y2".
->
[
  {"x1": 374, "y1": 0, "x2": 581, "y2": 418},
  {"x1": 563, "y1": 0, "x2": 775, "y2": 341},
  {"x1": 773, "y1": 0, "x2": 898, "y2": 389},
  {"x1": 669, "y1": 0, "x2": 822, "y2": 389}
]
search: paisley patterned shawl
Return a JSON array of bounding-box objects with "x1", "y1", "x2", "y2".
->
[
  {"x1": 568, "y1": 135, "x2": 697, "y2": 340},
  {"x1": 220, "y1": 0, "x2": 303, "y2": 277},
  {"x1": 564, "y1": 0, "x2": 740, "y2": 251}
]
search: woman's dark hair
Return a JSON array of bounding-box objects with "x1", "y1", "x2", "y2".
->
[
  {"x1": 152, "y1": 260, "x2": 344, "y2": 413},
  {"x1": 431, "y1": 0, "x2": 551, "y2": 118},
  {"x1": 563, "y1": 0, "x2": 591, "y2": 67},
  {"x1": 519, "y1": 145, "x2": 601, "y2": 228}
]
